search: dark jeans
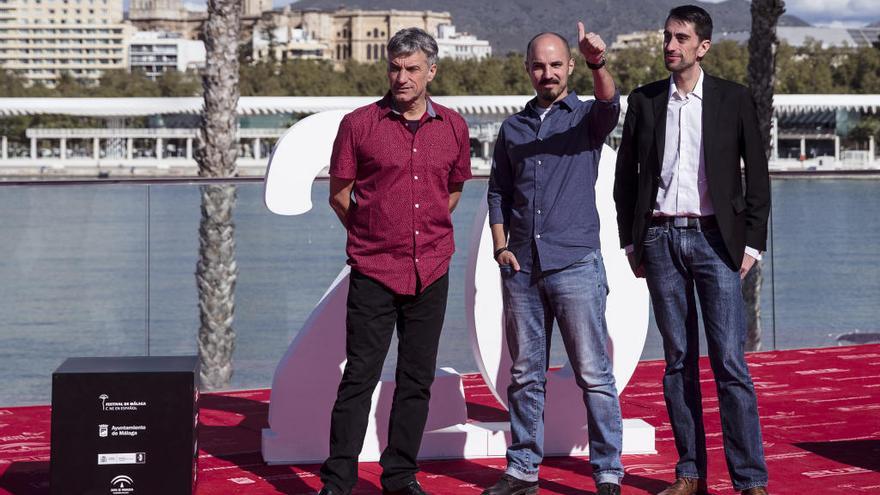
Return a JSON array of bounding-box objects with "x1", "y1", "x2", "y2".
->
[
  {"x1": 319, "y1": 269, "x2": 448, "y2": 494},
  {"x1": 642, "y1": 222, "x2": 768, "y2": 491}
]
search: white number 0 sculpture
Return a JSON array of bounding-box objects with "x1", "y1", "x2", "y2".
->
[{"x1": 261, "y1": 109, "x2": 654, "y2": 464}]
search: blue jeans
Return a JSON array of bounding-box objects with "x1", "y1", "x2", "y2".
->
[
  {"x1": 642, "y1": 223, "x2": 768, "y2": 491},
  {"x1": 500, "y1": 250, "x2": 624, "y2": 485}
]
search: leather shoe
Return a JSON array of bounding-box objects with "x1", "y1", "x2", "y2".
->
[
  {"x1": 480, "y1": 474, "x2": 539, "y2": 495},
  {"x1": 597, "y1": 482, "x2": 621, "y2": 495},
  {"x1": 383, "y1": 480, "x2": 428, "y2": 495},
  {"x1": 658, "y1": 478, "x2": 708, "y2": 495},
  {"x1": 741, "y1": 488, "x2": 768, "y2": 495}
]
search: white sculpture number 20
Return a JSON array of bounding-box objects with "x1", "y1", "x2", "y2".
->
[{"x1": 261, "y1": 108, "x2": 654, "y2": 464}]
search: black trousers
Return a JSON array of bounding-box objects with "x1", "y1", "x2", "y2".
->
[{"x1": 319, "y1": 269, "x2": 449, "y2": 494}]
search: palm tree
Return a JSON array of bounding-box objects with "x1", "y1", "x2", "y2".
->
[
  {"x1": 195, "y1": 0, "x2": 241, "y2": 390},
  {"x1": 744, "y1": 0, "x2": 785, "y2": 351}
]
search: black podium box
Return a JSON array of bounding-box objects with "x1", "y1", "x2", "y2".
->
[{"x1": 50, "y1": 356, "x2": 199, "y2": 495}]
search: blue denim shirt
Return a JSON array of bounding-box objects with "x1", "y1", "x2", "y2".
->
[{"x1": 487, "y1": 90, "x2": 620, "y2": 274}]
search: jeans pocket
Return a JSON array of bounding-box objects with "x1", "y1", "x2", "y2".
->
[
  {"x1": 643, "y1": 225, "x2": 664, "y2": 245},
  {"x1": 499, "y1": 264, "x2": 515, "y2": 278}
]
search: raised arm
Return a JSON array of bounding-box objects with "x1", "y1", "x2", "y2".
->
[{"x1": 579, "y1": 21, "x2": 620, "y2": 143}]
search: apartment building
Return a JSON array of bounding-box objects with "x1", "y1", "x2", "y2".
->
[
  {"x1": 127, "y1": 31, "x2": 205, "y2": 80},
  {"x1": 0, "y1": 0, "x2": 132, "y2": 86},
  {"x1": 436, "y1": 23, "x2": 491, "y2": 60}
]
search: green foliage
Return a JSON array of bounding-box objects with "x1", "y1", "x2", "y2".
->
[
  {"x1": 701, "y1": 40, "x2": 748, "y2": 85},
  {"x1": 1, "y1": 41, "x2": 878, "y2": 99},
  {"x1": 607, "y1": 46, "x2": 667, "y2": 95},
  {"x1": 848, "y1": 116, "x2": 880, "y2": 143},
  {"x1": 156, "y1": 70, "x2": 203, "y2": 97}
]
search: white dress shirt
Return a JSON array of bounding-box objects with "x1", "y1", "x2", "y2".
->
[
  {"x1": 655, "y1": 69, "x2": 713, "y2": 217},
  {"x1": 625, "y1": 69, "x2": 761, "y2": 260}
]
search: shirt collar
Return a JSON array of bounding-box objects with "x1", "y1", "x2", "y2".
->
[
  {"x1": 668, "y1": 68, "x2": 704, "y2": 101},
  {"x1": 381, "y1": 92, "x2": 439, "y2": 120},
  {"x1": 528, "y1": 90, "x2": 579, "y2": 115}
]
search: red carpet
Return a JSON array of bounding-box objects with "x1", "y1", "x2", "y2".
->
[{"x1": 1, "y1": 345, "x2": 878, "y2": 494}]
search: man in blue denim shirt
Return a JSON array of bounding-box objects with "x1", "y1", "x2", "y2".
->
[{"x1": 483, "y1": 23, "x2": 624, "y2": 495}]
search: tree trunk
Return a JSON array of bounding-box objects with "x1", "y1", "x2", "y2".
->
[
  {"x1": 195, "y1": 0, "x2": 241, "y2": 390},
  {"x1": 745, "y1": 0, "x2": 785, "y2": 352}
]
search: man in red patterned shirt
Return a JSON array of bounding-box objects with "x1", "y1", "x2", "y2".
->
[{"x1": 318, "y1": 27, "x2": 472, "y2": 495}]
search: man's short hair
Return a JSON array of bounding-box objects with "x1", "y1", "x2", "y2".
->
[
  {"x1": 525, "y1": 32, "x2": 572, "y2": 61},
  {"x1": 667, "y1": 5, "x2": 713, "y2": 41},
  {"x1": 387, "y1": 28, "x2": 438, "y2": 66}
]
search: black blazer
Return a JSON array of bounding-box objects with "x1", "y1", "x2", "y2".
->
[{"x1": 613, "y1": 73, "x2": 771, "y2": 270}]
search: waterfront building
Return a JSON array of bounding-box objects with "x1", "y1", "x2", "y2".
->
[
  {"x1": 0, "y1": 0, "x2": 133, "y2": 87},
  {"x1": 714, "y1": 26, "x2": 880, "y2": 49},
  {"x1": 612, "y1": 26, "x2": 880, "y2": 51},
  {"x1": 436, "y1": 23, "x2": 491, "y2": 60},
  {"x1": 0, "y1": 94, "x2": 877, "y2": 176},
  {"x1": 126, "y1": 31, "x2": 205, "y2": 80}
]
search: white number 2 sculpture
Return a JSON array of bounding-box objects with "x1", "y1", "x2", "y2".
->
[{"x1": 261, "y1": 108, "x2": 654, "y2": 464}]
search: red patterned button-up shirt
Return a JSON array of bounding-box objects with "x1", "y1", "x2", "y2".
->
[{"x1": 329, "y1": 94, "x2": 472, "y2": 295}]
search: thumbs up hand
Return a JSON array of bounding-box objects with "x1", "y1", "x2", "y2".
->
[{"x1": 578, "y1": 21, "x2": 606, "y2": 65}]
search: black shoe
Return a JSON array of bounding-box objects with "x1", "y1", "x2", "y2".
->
[
  {"x1": 317, "y1": 488, "x2": 337, "y2": 495},
  {"x1": 481, "y1": 474, "x2": 539, "y2": 495},
  {"x1": 597, "y1": 483, "x2": 621, "y2": 495},
  {"x1": 383, "y1": 480, "x2": 428, "y2": 495}
]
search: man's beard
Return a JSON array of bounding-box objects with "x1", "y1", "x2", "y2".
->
[{"x1": 538, "y1": 81, "x2": 563, "y2": 101}]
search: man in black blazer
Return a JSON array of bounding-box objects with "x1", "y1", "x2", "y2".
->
[{"x1": 614, "y1": 5, "x2": 770, "y2": 495}]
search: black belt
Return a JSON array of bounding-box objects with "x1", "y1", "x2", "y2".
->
[{"x1": 651, "y1": 215, "x2": 717, "y2": 230}]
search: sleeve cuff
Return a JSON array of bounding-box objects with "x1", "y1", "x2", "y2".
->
[
  {"x1": 595, "y1": 89, "x2": 621, "y2": 105},
  {"x1": 488, "y1": 208, "x2": 506, "y2": 226},
  {"x1": 744, "y1": 246, "x2": 762, "y2": 261}
]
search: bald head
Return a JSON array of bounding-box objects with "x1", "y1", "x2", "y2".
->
[
  {"x1": 524, "y1": 31, "x2": 575, "y2": 106},
  {"x1": 526, "y1": 32, "x2": 572, "y2": 62}
]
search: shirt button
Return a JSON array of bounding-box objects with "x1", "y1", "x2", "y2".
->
[
  {"x1": 535, "y1": 234, "x2": 541, "y2": 239},
  {"x1": 415, "y1": 203, "x2": 420, "y2": 208},
  {"x1": 537, "y1": 209, "x2": 542, "y2": 215},
  {"x1": 414, "y1": 175, "x2": 418, "y2": 180},
  {"x1": 415, "y1": 258, "x2": 420, "y2": 263},
  {"x1": 537, "y1": 160, "x2": 542, "y2": 165},
  {"x1": 415, "y1": 230, "x2": 420, "y2": 235},
  {"x1": 412, "y1": 148, "x2": 417, "y2": 152}
]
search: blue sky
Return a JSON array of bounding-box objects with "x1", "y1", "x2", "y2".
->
[{"x1": 146, "y1": 0, "x2": 880, "y2": 28}]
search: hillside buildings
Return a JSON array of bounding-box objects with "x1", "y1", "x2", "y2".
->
[
  {"x1": 251, "y1": 8, "x2": 491, "y2": 64},
  {"x1": 1, "y1": 1, "x2": 492, "y2": 87},
  {"x1": 436, "y1": 23, "x2": 491, "y2": 60},
  {"x1": 128, "y1": 0, "x2": 270, "y2": 40}
]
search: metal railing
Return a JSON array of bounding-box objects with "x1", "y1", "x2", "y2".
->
[{"x1": 0, "y1": 175, "x2": 877, "y2": 406}]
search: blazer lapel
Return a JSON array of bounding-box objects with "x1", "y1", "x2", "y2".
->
[
  {"x1": 701, "y1": 74, "x2": 720, "y2": 168},
  {"x1": 652, "y1": 85, "x2": 669, "y2": 178}
]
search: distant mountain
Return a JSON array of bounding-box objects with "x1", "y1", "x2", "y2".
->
[
  {"x1": 778, "y1": 15, "x2": 811, "y2": 27},
  {"x1": 868, "y1": 20, "x2": 880, "y2": 28},
  {"x1": 294, "y1": 0, "x2": 810, "y2": 54}
]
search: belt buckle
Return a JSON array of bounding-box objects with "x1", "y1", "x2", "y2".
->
[{"x1": 673, "y1": 217, "x2": 689, "y2": 228}]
